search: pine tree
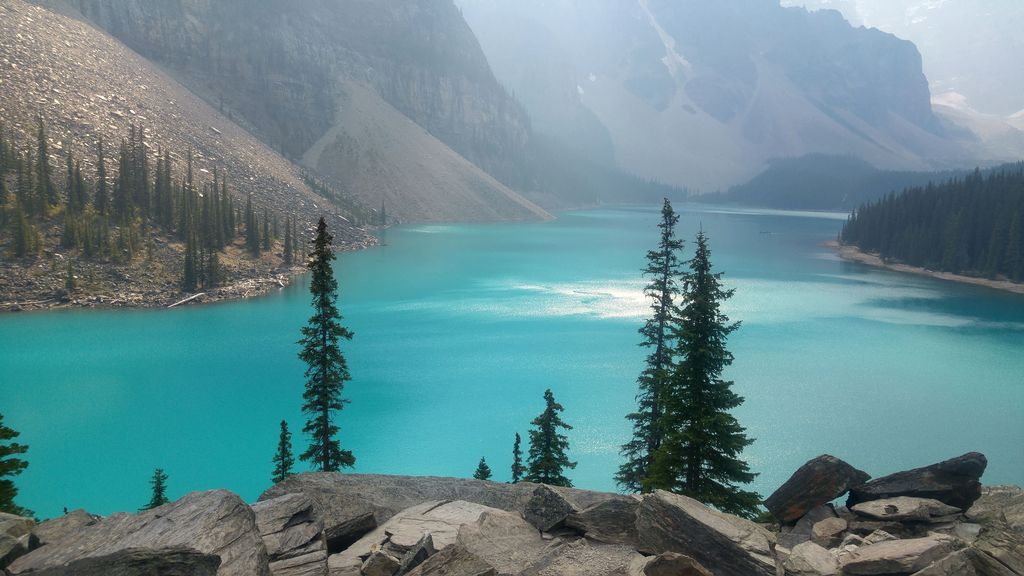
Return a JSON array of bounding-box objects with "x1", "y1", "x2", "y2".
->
[
  {"x1": 617, "y1": 198, "x2": 684, "y2": 493},
  {"x1": 283, "y1": 216, "x2": 294, "y2": 266},
  {"x1": 524, "y1": 389, "x2": 576, "y2": 487},
  {"x1": 262, "y1": 208, "x2": 271, "y2": 250},
  {"x1": 473, "y1": 457, "x2": 492, "y2": 480},
  {"x1": 35, "y1": 118, "x2": 55, "y2": 209},
  {"x1": 298, "y1": 218, "x2": 355, "y2": 471},
  {"x1": 182, "y1": 232, "x2": 198, "y2": 291},
  {"x1": 141, "y1": 468, "x2": 169, "y2": 510},
  {"x1": 271, "y1": 420, "x2": 295, "y2": 484},
  {"x1": 511, "y1": 432, "x2": 525, "y2": 483},
  {"x1": 645, "y1": 230, "x2": 760, "y2": 518},
  {"x1": 0, "y1": 413, "x2": 31, "y2": 517},
  {"x1": 95, "y1": 138, "x2": 108, "y2": 215}
]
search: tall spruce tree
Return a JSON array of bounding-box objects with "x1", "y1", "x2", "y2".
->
[
  {"x1": 617, "y1": 199, "x2": 684, "y2": 493},
  {"x1": 272, "y1": 420, "x2": 295, "y2": 484},
  {"x1": 283, "y1": 216, "x2": 294, "y2": 266},
  {"x1": 645, "y1": 230, "x2": 760, "y2": 518},
  {"x1": 0, "y1": 414, "x2": 31, "y2": 517},
  {"x1": 141, "y1": 468, "x2": 169, "y2": 510},
  {"x1": 298, "y1": 217, "x2": 355, "y2": 471},
  {"x1": 473, "y1": 457, "x2": 492, "y2": 480},
  {"x1": 510, "y1": 432, "x2": 524, "y2": 483},
  {"x1": 524, "y1": 389, "x2": 576, "y2": 487},
  {"x1": 95, "y1": 137, "x2": 108, "y2": 215}
]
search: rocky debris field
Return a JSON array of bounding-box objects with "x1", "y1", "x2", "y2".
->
[{"x1": 1, "y1": 453, "x2": 1021, "y2": 576}]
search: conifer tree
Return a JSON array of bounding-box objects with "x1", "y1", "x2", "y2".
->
[
  {"x1": 617, "y1": 199, "x2": 683, "y2": 493},
  {"x1": 95, "y1": 137, "x2": 108, "y2": 215},
  {"x1": 35, "y1": 118, "x2": 55, "y2": 208},
  {"x1": 473, "y1": 457, "x2": 492, "y2": 480},
  {"x1": 511, "y1": 432, "x2": 524, "y2": 483},
  {"x1": 141, "y1": 468, "x2": 169, "y2": 510},
  {"x1": 263, "y1": 208, "x2": 271, "y2": 250},
  {"x1": 271, "y1": 420, "x2": 295, "y2": 484},
  {"x1": 524, "y1": 389, "x2": 576, "y2": 487},
  {"x1": 298, "y1": 218, "x2": 355, "y2": 472},
  {"x1": 283, "y1": 216, "x2": 294, "y2": 266},
  {"x1": 645, "y1": 230, "x2": 760, "y2": 518},
  {"x1": 0, "y1": 413, "x2": 31, "y2": 517},
  {"x1": 182, "y1": 232, "x2": 198, "y2": 291}
]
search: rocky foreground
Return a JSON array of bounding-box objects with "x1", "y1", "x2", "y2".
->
[{"x1": 1, "y1": 452, "x2": 1022, "y2": 576}]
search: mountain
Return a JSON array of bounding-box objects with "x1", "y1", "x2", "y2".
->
[
  {"x1": 717, "y1": 154, "x2": 965, "y2": 211},
  {"x1": 457, "y1": 0, "x2": 1017, "y2": 191},
  {"x1": 44, "y1": 0, "x2": 551, "y2": 223}
]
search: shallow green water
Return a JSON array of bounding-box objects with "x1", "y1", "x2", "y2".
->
[{"x1": 3, "y1": 204, "x2": 1023, "y2": 518}]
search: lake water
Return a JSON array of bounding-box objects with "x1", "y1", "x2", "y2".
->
[{"x1": 3, "y1": 204, "x2": 1023, "y2": 519}]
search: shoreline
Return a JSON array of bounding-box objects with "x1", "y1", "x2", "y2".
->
[{"x1": 827, "y1": 241, "x2": 1024, "y2": 296}]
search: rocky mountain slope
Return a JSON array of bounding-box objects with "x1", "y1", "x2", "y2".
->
[
  {"x1": 3, "y1": 452, "x2": 1022, "y2": 576},
  {"x1": 458, "y1": 0, "x2": 1023, "y2": 192},
  {"x1": 50, "y1": 0, "x2": 552, "y2": 222}
]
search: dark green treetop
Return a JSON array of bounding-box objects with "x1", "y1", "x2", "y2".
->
[
  {"x1": 298, "y1": 217, "x2": 355, "y2": 472},
  {"x1": 524, "y1": 389, "x2": 576, "y2": 487},
  {"x1": 141, "y1": 468, "x2": 170, "y2": 511},
  {"x1": 473, "y1": 457, "x2": 492, "y2": 481},
  {"x1": 645, "y1": 230, "x2": 761, "y2": 518},
  {"x1": 272, "y1": 420, "x2": 295, "y2": 484},
  {"x1": 510, "y1": 432, "x2": 525, "y2": 483},
  {"x1": 617, "y1": 198, "x2": 684, "y2": 493},
  {"x1": 0, "y1": 413, "x2": 31, "y2": 517}
]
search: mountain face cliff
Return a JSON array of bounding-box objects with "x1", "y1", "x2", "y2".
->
[
  {"x1": 458, "y1": 0, "x2": 1008, "y2": 191},
  {"x1": 58, "y1": 0, "x2": 549, "y2": 222}
]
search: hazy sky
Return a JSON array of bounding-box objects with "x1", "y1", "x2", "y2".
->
[{"x1": 781, "y1": 0, "x2": 1024, "y2": 116}]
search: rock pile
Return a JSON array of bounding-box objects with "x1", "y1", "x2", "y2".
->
[{"x1": 4, "y1": 453, "x2": 1022, "y2": 576}]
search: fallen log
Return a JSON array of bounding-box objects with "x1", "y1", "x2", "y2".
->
[{"x1": 167, "y1": 293, "x2": 206, "y2": 308}]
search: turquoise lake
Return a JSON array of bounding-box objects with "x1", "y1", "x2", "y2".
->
[{"x1": 3, "y1": 204, "x2": 1023, "y2": 519}]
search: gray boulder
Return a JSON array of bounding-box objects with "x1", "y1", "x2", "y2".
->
[
  {"x1": 524, "y1": 484, "x2": 576, "y2": 532},
  {"x1": 32, "y1": 509, "x2": 99, "y2": 547},
  {"x1": 966, "y1": 486, "x2": 1024, "y2": 531},
  {"x1": 764, "y1": 455, "x2": 870, "y2": 524},
  {"x1": 839, "y1": 535, "x2": 958, "y2": 575},
  {"x1": 518, "y1": 539, "x2": 642, "y2": 576},
  {"x1": 635, "y1": 490, "x2": 776, "y2": 576},
  {"x1": 909, "y1": 548, "x2": 1017, "y2": 576},
  {"x1": 27, "y1": 547, "x2": 220, "y2": 576},
  {"x1": 972, "y1": 525, "x2": 1024, "y2": 575},
  {"x1": 252, "y1": 494, "x2": 327, "y2": 576},
  {"x1": 811, "y1": 517, "x2": 847, "y2": 547},
  {"x1": 361, "y1": 550, "x2": 401, "y2": 576},
  {"x1": 564, "y1": 497, "x2": 640, "y2": 546},
  {"x1": 783, "y1": 541, "x2": 838, "y2": 576},
  {"x1": 847, "y1": 452, "x2": 987, "y2": 510},
  {"x1": 639, "y1": 552, "x2": 713, "y2": 576},
  {"x1": 0, "y1": 512, "x2": 35, "y2": 569},
  {"x1": 406, "y1": 509, "x2": 549, "y2": 576},
  {"x1": 779, "y1": 505, "x2": 838, "y2": 549},
  {"x1": 8, "y1": 490, "x2": 270, "y2": 576},
  {"x1": 851, "y1": 497, "x2": 962, "y2": 523}
]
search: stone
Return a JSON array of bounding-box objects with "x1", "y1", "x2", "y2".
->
[
  {"x1": 518, "y1": 539, "x2": 643, "y2": 576},
  {"x1": 0, "y1": 512, "x2": 35, "y2": 569},
  {"x1": 524, "y1": 484, "x2": 577, "y2": 532},
  {"x1": 840, "y1": 536, "x2": 958, "y2": 575},
  {"x1": 972, "y1": 525, "x2": 1024, "y2": 575},
  {"x1": 328, "y1": 500, "x2": 501, "y2": 570},
  {"x1": 635, "y1": 490, "x2": 776, "y2": 576},
  {"x1": 403, "y1": 544, "x2": 496, "y2": 576},
  {"x1": 27, "y1": 547, "x2": 220, "y2": 576},
  {"x1": 863, "y1": 529, "x2": 898, "y2": 545},
  {"x1": 779, "y1": 504, "x2": 838, "y2": 549},
  {"x1": 764, "y1": 455, "x2": 870, "y2": 524},
  {"x1": 398, "y1": 533, "x2": 436, "y2": 574},
  {"x1": 966, "y1": 485, "x2": 1024, "y2": 531},
  {"x1": 564, "y1": 497, "x2": 640, "y2": 546},
  {"x1": 454, "y1": 509, "x2": 549, "y2": 574},
  {"x1": 325, "y1": 554, "x2": 362, "y2": 576},
  {"x1": 641, "y1": 552, "x2": 713, "y2": 576},
  {"x1": 32, "y1": 509, "x2": 99, "y2": 547},
  {"x1": 783, "y1": 541, "x2": 838, "y2": 576},
  {"x1": 848, "y1": 520, "x2": 905, "y2": 537},
  {"x1": 811, "y1": 517, "x2": 847, "y2": 547},
  {"x1": 8, "y1": 490, "x2": 270, "y2": 576},
  {"x1": 259, "y1": 474, "x2": 619, "y2": 549},
  {"x1": 851, "y1": 497, "x2": 962, "y2": 522},
  {"x1": 251, "y1": 494, "x2": 327, "y2": 576},
  {"x1": 362, "y1": 550, "x2": 401, "y2": 576},
  {"x1": 847, "y1": 452, "x2": 988, "y2": 510},
  {"x1": 909, "y1": 548, "x2": 1017, "y2": 576}
]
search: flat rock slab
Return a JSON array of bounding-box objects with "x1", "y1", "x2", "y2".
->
[
  {"x1": 783, "y1": 541, "x2": 838, "y2": 576},
  {"x1": 9, "y1": 490, "x2": 269, "y2": 576},
  {"x1": 635, "y1": 490, "x2": 776, "y2": 576},
  {"x1": 518, "y1": 539, "x2": 642, "y2": 576},
  {"x1": 252, "y1": 493, "x2": 327, "y2": 575},
  {"x1": 910, "y1": 548, "x2": 1017, "y2": 576},
  {"x1": 765, "y1": 455, "x2": 870, "y2": 524},
  {"x1": 0, "y1": 512, "x2": 35, "y2": 569},
  {"x1": 564, "y1": 497, "x2": 640, "y2": 546},
  {"x1": 27, "y1": 546, "x2": 220, "y2": 576},
  {"x1": 966, "y1": 485, "x2": 1024, "y2": 530},
  {"x1": 407, "y1": 508, "x2": 549, "y2": 576},
  {"x1": 32, "y1": 509, "x2": 99, "y2": 547},
  {"x1": 840, "y1": 536, "x2": 957, "y2": 575},
  {"x1": 851, "y1": 497, "x2": 961, "y2": 522},
  {"x1": 847, "y1": 452, "x2": 987, "y2": 510},
  {"x1": 641, "y1": 552, "x2": 713, "y2": 576}
]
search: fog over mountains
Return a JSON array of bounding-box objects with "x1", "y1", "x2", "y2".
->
[{"x1": 459, "y1": 0, "x2": 1024, "y2": 191}]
